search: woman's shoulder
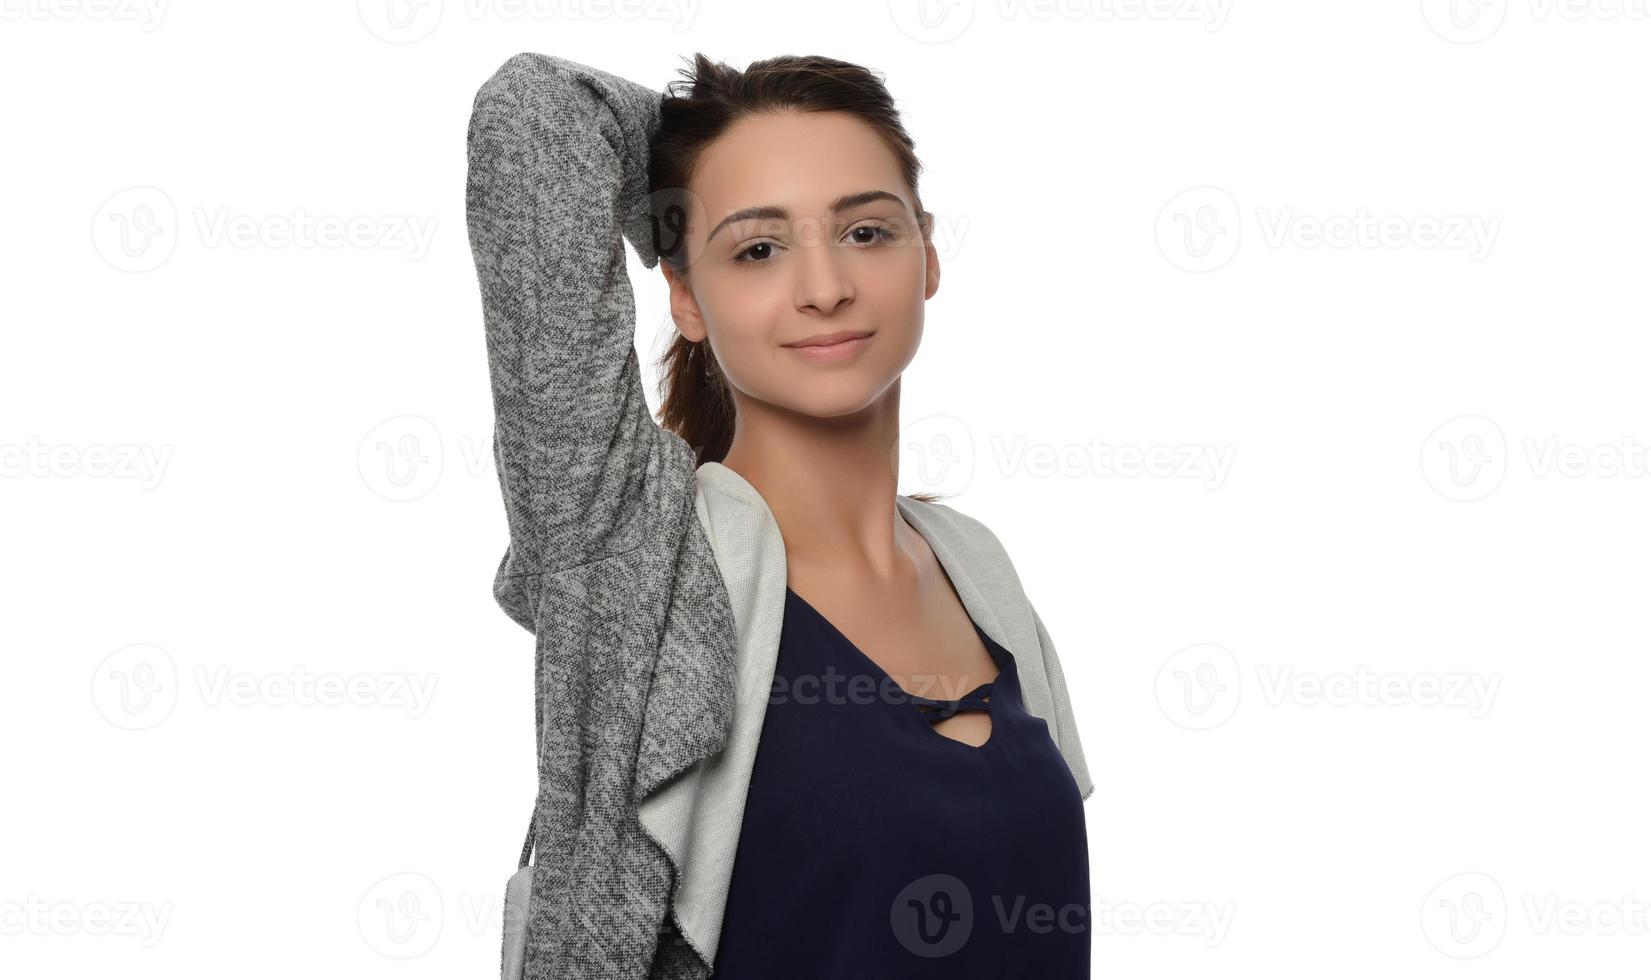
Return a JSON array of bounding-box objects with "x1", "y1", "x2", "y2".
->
[{"x1": 896, "y1": 492, "x2": 1024, "y2": 584}]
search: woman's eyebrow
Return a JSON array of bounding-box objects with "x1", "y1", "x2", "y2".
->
[{"x1": 705, "y1": 190, "x2": 906, "y2": 244}]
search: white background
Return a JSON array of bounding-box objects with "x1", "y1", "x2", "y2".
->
[{"x1": 3, "y1": 0, "x2": 1648, "y2": 976}]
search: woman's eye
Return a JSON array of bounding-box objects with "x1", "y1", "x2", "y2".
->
[
  {"x1": 734, "y1": 241, "x2": 777, "y2": 264},
  {"x1": 734, "y1": 225, "x2": 894, "y2": 264},
  {"x1": 847, "y1": 224, "x2": 894, "y2": 245}
]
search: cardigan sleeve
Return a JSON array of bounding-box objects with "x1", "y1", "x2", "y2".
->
[
  {"x1": 1032, "y1": 602, "x2": 1096, "y2": 802},
  {"x1": 465, "y1": 52, "x2": 666, "y2": 631}
]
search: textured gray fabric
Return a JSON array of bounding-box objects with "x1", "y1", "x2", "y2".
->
[
  {"x1": 468, "y1": 50, "x2": 731, "y2": 980},
  {"x1": 466, "y1": 51, "x2": 1094, "y2": 980}
]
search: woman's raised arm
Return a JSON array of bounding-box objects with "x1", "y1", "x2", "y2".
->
[{"x1": 466, "y1": 52, "x2": 669, "y2": 631}]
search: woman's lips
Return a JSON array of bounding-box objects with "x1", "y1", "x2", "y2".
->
[{"x1": 783, "y1": 332, "x2": 874, "y2": 362}]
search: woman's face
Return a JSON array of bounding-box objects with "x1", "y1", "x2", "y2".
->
[{"x1": 662, "y1": 109, "x2": 939, "y2": 419}]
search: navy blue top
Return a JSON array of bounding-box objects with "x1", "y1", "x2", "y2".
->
[{"x1": 708, "y1": 586, "x2": 1090, "y2": 979}]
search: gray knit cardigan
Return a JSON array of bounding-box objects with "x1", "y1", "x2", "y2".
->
[{"x1": 466, "y1": 51, "x2": 1095, "y2": 980}]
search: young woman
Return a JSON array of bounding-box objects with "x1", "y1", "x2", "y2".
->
[{"x1": 468, "y1": 51, "x2": 1094, "y2": 980}]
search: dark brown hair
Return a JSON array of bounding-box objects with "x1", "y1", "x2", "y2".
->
[{"x1": 646, "y1": 52, "x2": 941, "y2": 503}]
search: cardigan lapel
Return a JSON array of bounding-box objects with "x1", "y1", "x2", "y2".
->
[
  {"x1": 633, "y1": 461, "x2": 787, "y2": 972},
  {"x1": 890, "y1": 492, "x2": 1057, "y2": 730}
]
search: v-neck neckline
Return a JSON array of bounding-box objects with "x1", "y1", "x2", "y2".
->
[
  {"x1": 782, "y1": 585, "x2": 1011, "y2": 752},
  {"x1": 693, "y1": 461, "x2": 1016, "y2": 658}
]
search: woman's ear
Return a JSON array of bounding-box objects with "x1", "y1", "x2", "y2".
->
[
  {"x1": 662, "y1": 262, "x2": 708, "y2": 343},
  {"x1": 922, "y1": 213, "x2": 941, "y2": 301}
]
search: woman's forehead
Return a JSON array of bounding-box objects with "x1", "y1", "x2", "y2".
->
[{"x1": 690, "y1": 111, "x2": 907, "y2": 217}]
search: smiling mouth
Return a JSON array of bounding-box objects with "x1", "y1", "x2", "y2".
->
[
  {"x1": 782, "y1": 331, "x2": 875, "y2": 361},
  {"x1": 783, "y1": 330, "x2": 874, "y2": 348}
]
